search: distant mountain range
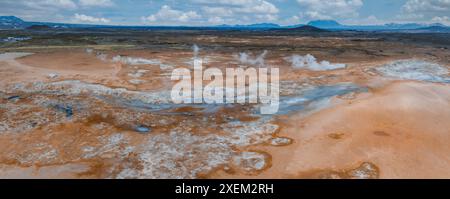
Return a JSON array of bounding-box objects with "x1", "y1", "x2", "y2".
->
[
  {"x1": 216, "y1": 23, "x2": 281, "y2": 29},
  {"x1": 0, "y1": 16, "x2": 27, "y2": 29},
  {"x1": 0, "y1": 16, "x2": 103, "y2": 30},
  {"x1": 278, "y1": 25, "x2": 329, "y2": 33},
  {"x1": 1, "y1": 16, "x2": 449, "y2": 32},
  {"x1": 302, "y1": 20, "x2": 449, "y2": 31}
]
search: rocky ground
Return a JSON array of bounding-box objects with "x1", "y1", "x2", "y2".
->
[{"x1": 0, "y1": 29, "x2": 449, "y2": 178}]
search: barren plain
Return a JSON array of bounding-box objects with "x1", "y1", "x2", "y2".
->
[{"x1": 0, "y1": 28, "x2": 449, "y2": 178}]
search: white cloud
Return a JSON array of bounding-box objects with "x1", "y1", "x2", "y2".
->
[
  {"x1": 398, "y1": 0, "x2": 450, "y2": 24},
  {"x1": 196, "y1": 0, "x2": 278, "y2": 14},
  {"x1": 233, "y1": 0, "x2": 279, "y2": 14},
  {"x1": 202, "y1": 6, "x2": 234, "y2": 16},
  {"x1": 194, "y1": 0, "x2": 279, "y2": 24},
  {"x1": 79, "y1": 0, "x2": 114, "y2": 7},
  {"x1": 2, "y1": 0, "x2": 280, "y2": 26},
  {"x1": 280, "y1": 15, "x2": 301, "y2": 25},
  {"x1": 432, "y1": 16, "x2": 450, "y2": 25},
  {"x1": 344, "y1": 15, "x2": 385, "y2": 25},
  {"x1": 255, "y1": 14, "x2": 278, "y2": 21},
  {"x1": 73, "y1": 13, "x2": 110, "y2": 23},
  {"x1": 208, "y1": 16, "x2": 225, "y2": 24},
  {"x1": 303, "y1": 11, "x2": 331, "y2": 20},
  {"x1": 49, "y1": 0, "x2": 77, "y2": 9},
  {"x1": 0, "y1": 0, "x2": 79, "y2": 22},
  {"x1": 5, "y1": 0, "x2": 449, "y2": 27},
  {"x1": 25, "y1": 0, "x2": 78, "y2": 9},
  {"x1": 142, "y1": 5, "x2": 201, "y2": 24},
  {"x1": 296, "y1": 0, "x2": 363, "y2": 20},
  {"x1": 402, "y1": 0, "x2": 450, "y2": 13}
]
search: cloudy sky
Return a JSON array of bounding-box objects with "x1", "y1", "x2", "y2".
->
[{"x1": 0, "y1": 0, "x2": 449, "y2": 26}]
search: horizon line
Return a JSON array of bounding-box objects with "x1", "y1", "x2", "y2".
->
[{"x1": 3, "y1": 15, "x2": 448, "y2": 28}]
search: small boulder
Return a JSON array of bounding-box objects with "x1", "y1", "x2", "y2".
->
[
  {"x1": 48, "y1": 73, "x2": 59, "y2": 79},
  {"x1": 135, "y1": 125, "x2": 151, "y2": 134}
]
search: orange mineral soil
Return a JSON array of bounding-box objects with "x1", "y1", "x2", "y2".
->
[
  {"x1": 208, "y1": 81, "x2": 450, "y2": 179},
  {"x1": 0, "y1": 39, "x2": 449, "y2": 179}
]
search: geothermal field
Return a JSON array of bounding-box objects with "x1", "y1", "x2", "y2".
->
[{"x1": 0, "y1": 28, "x2": 449, "y2": 179}]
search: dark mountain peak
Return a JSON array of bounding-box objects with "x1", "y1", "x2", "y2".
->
[
  {"x1": 286, "y1": 25, "x2": 328, "y2": 32},
  {"x1": 0, "y1": 16, "x2": 26, "y2": 29},
  {"x1": 26, "y1": 25, "x2": 52, "y2": 30},
  {"x1": 0, "y1": 16, "x2": 24, "y2": 22},
  {"x1": 307, "y1": 20, "x2": 342, "y2": 28}
]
